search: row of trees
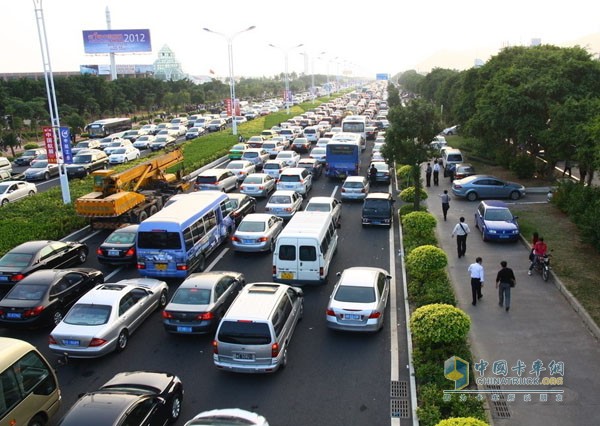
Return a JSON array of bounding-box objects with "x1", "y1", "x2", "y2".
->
[
  {"x1": 390, "y1": 45, "x2": 600, "y2": 185},
  {"x1": 0, "y1": 72, "x2": 336, "y2": 145}
]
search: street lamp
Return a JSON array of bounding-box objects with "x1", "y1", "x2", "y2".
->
[
  {"x1": 269, "y1": 43, "x2": 304, "y2": 114},
  {"x1": 300, "y1": 50, "x2": 326, "y2": 99},
  {"x1": 203, "y1": 25, "x2": 256, "y2": 136}
]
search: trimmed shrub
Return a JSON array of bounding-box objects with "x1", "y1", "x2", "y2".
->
[
  {"x1": 403, "y1": 211, "x2": 437, "y2": 238},
  {"x1": 410, "y1": 304, "x2": 470, "y2": 345},
  {"x1": 399, "y1": 204, "x2": 428, "y2": 217},
  {"x1": 436, "y1": 417, "x2": 489, "y2": 426},
  {"x1": 23, "y1": 143, "x2": 40, "y2": 149},
  {"x1": 409, "y1": 272, "x2": 456, "y2": 307},
  {"x1": 400, "y1": 186, "x2": 428, "y2": 203},
  {"x1": 406, "y1": 245, "x2": 447, "y2": 278}
]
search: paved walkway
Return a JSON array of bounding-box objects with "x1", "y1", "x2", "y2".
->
[{"x1": 421, "y1": 172, "x2": 600, "y2": 426}]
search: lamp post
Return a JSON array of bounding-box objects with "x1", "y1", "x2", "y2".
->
[
  {"x1": 269, "y1": 43, "x2": 303, "y2": 114},
  {"x1": 203, "y1": 25, "x2": 255, "y2": 136},
  {"x1": 300, "y1": 50, "x2": 326, "y2": 100}
]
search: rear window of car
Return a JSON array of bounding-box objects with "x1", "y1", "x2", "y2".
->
[
  {"x1": 64, "y1": 304, "x2": 111, "y2": 325},
  {"x1": 278, "y1": 245, "x2": 296, "y2": 260},
  {"x1": 334, "y1": 286, "x2": 376, "y2": 303},
  {"x1": 447, "y1": 154, "x2": 463, "y2": 162},
  {"x1": 264, "y1": 163, "x2": 280, "y2": 170},
  {"x1": 279, "y1": 175, "x2": 300, "y2": 182},
  {"x1": 218, "y1": 320, "x2": 271, "y2": 345},
  {"x1": 243, "y1": 152, "x2": 258, "y2": 158},
  {"x1": 196, "y1": 176, "x2": 218, "y2": 184}
]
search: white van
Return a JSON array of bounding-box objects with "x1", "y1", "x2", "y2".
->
[
  {"x1": 273, "y1": 211, "x2": 338, "y2": 285},
  {"x1": 0, "y1": 157, "x2": 12, "y2": 174},
  {"x1": 0, "y1": 337, "x2": 61, "y2": 426}
]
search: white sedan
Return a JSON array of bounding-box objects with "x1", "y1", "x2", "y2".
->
[
  {"x1": 239, "y1": 173, "x2": 276, "y2": 198},
  {"x1": 133, "y1": 135, "x2": 156, "y2": 149},
  {"x1": 108, "y1": 146, "x2": 141, "y2": 164},
  {"x1": 226, "y1": 160, "x2": 256, "y2": 182},
  {"x1": 275, "y1": 150, "x2": 301, "y2": 167},
  {"x1": 0, "y1": 180, "x2": 37, "y2": 207}
]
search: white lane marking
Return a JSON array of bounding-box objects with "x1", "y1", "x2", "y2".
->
[
  {"x1": 104, "y1": 266, "x2": 124, "y2": 281},
  {"x1": 205, "y1": 248, "x2": 229, "y2": 272},
  {"x1": 330, "y1": 185, "x2": 339, "y2": 197},
  {"x1": 78, "y1": 230, "x2": 103, "y2": 243}
]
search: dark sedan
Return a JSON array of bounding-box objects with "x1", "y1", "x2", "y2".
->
[
  {"x1": 0, "y1": 268, "x2": 104, "y2": 328},
  {"x1": 162, "y1": 271, "x2": 245, "y2": 335},
  {"x1": 96, "y1": 224, "x2": 139, "y2": 266},
  {"x1": 227, "y1": 193, "x2": 257, "y2": 226},
  {"x1": 298, "y1": 158, "x2": 323, "y2": 179},
  {"x1": 0, "y1": 240, "x2": 89, "y2": 291},
  {"x1": 57, "y1": 371, "x2": 184, "y2": 426}
]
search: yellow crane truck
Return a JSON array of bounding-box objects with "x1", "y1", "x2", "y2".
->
[{"x1": 75, "y1": 148, "x2": 190, "y2": 228}]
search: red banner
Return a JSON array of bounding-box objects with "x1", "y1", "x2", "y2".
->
[{"x1": 42, "y1": 126, "x2": 58, "y2": 164}]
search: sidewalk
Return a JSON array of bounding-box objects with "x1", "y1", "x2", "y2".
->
[{"x1": 422, "y1": 176, "x2": 600, "y2": 426}]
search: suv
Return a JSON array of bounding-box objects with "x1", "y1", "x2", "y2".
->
[
  {"x1": 362, "y1": 192, "x2": 395, "y2": 227},
  {"x1": 276, "y1": 167, "x2": 313, "y2": 195},
  {"x1": 194, "y1": 169, "x2": 238, "y2": 192},
  {"x1": 442, "y1": 148, "x2": 464, "y2": 177},
  {"x1": 213, "y1": 282, "x2": 304, "y2": 373},
  {"x1": 65, "y1": 149, "x2": 109, "y2": 178},
  {"x1": 14, "y1": 148, "x2": 46, "y2": 166}
]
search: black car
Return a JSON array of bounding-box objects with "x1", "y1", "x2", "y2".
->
[
  {"x1": 57, "y1": 371, "x2": 184, "y2": 426},
  {"x1": 65, "y1": 149, "x2": 109, "y2": 179},
  {"x1": 96, "y1": 224, "x2": 139, "y2": 266},
  {"x1": 297, "y1": 158, "x2": 323, "y2": 179},
  {"x1": 362, "y1": 192, "x2": 395, "y2": 227},
  {"x1": 227, "y1": 193, "x2": 257, "y2": 226},
  {"x1": 0, "y1": 268, "x2": 104, "y2": 328},
  {"x1": 0, "y1": 240, "x2": 89, "y2": 291}
]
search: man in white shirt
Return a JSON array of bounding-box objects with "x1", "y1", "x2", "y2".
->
[
  {"x1": 451, "y1": 216, "x2": 471, "y2": 258},
  {"x1": 467, "y1": 257, "x2": 484, "y2": 306},
  {"x1": 432, "y1": 161, "x2": 440, "y2": 186}
]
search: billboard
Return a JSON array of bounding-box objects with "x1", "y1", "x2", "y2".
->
[
  {"x1": 80, "y1": 64, "x2": 155, "y2": 75},
  {"x1": 82, "y1": 29, "x2": 152, "y2": 54},
  {"x1": 376, "y1": 73, "x2": 390, "y2": 81}
]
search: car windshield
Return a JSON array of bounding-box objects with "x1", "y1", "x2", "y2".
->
[
  {"x1": 73, "y1": 155, "x2": 92, "y2": 164},
  {"x1": 64, "y1": 304, "x2": 111, "y2": 325},
  {"x1": 108, "y1": 142, "x2": 122, "y2": 147},
  {"x1": 231, "y1": 145, "x2": 245, "y2": 150},
  {"x1": 344, "y1": 181, "x2": 364, "y2": 189},
  {"x1": 137, "y1": 136, "x2": 150, "y2": 141},
  {"x1": 263, "y1": 163, "x2": 280, "y2": 170},
  {"x1": 112, "y1": 148, "x2": 127, "y2": 154},
  {"x1": 237, "y1": 221, "x2": 266, "y2": 232},
  {"x1": 269, "y1": 195, "x2": 291, "y2": 204},
  {"x1": 76, "y1": 142, "x2": 90, "y2": 148},
  {"x1": 171, "y1": 288, "x2": 211, "y2": 305},
  {"x1": 243, "y1": 152, "x2": 258, "y2": 158},
  {"x1": 105, "y1": 231, "x2": 136, "y2": 245},
  {"x1": 278, "y1": 153, "x2": 292, "y2": 158},
  {"x1": 6, "y1": 284, "x2": 46, "y2": 300},
  {"x1": 334, "y1": 285, "x2": 376, "y2": 303},
  {"x1": 484, "y1": 209, "x2": 514, "y2": 221},
  {"x1": 155, "y1": 137, "x2": 169, "y2": 142},
  {"x1": 0, "y1": 253, "x2": 33, "y2": 267},
  {"x1": 263, "y1": 143, "x2": 276, "y2": 149},
  {"x1": 22, "y1": 150, "x2": 38, "y2": 156},
  {"x1": 306, "y1": 203, "x2": 330, "y2": 212},
  {"x1": 30, "y1": 161, "x2": 48, "y2": 168}
]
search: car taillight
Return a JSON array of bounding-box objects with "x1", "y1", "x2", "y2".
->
[
  {"x1": 89, "y1": 338, "x2": 107, "y2": 347},
  {"x1": 369, "y1": 311, "x2": 382, "y2": 319},
  {"x1": 341, "y1": 188, "x2": 346, "y2": 192},
  {"x1": 271, "y1": 342, "x2": 280, "y2": 357},
  {"x1": 258, "y1": 185, "x2": 265, "y2": 190},
  {"x1": 23, "y1": 306, "x2": 44, "y2": 317},
  {"x1": 197, "y1": 312, "x2": 214, "y2": 321},
  {"x1": 48, "y1": 335, "x2": 57, "y2": 345},
  {"x1": 212, "y1": 340, "x2": 219, "y2": 354},
  {"x1": 125, "y1": 247, "x2": 135, "y2": 257},
  {"x1": 137, "y1": 262, "x2": 146, "y2": 269},
  {"x1": 240, "y1": 185, "x2": 246, "y2": 191},
  {"x1": 10, "y1": 274, "x2": 25, "y2": 282},
  {"x1": 176, "y1": 263, "x2": 188, "y2": 271},
  {"x1": 231, "y1": 236, "x2": 240, "y2": 242},
  {"x1": 326, "y1": 309, "x2": 336, "y2": 316},
  {"x1": 96, "y1": 248, "x2": 103, "y2": 256},
  {"x1": 162, "y1": 311, "x2": 173, "y2": 319},
  {"x1": 257, "y1": 237, "x2": 268, "y2": 242},
  {"x1": 285, "y1": 208, "x2": 292, "y2": 212},
  {"x1": 361, "y1": 188, "x2": 366, "y2": 193}
]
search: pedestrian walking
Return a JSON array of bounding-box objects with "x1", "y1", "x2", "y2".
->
[
  {"x1": 425, "y1": 163, "x2": 432, "y2": 187},
  {"x1": 451, "y1": 216, "x2": 470, "y2": 258},
  {"x1": 468, "y1": 257, "x2": 484, "y2": 306},
  {"x1": 432, "y1": 160, "x2": 440, "y2": 186},
  {"x1": 562, "y1": 160, "x2": 572, "y2": 177},
  {"x1": 496, "y1": 260, "x2": 516, "y2": 312},
  {"x1": 440, "y1": 190, "x2": 450, "y2": 221}
]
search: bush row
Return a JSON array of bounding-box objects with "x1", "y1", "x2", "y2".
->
[{"x1": 400, "y1": 186, "x2": 487, "y2": 425}]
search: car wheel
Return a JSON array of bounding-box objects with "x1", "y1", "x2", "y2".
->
[
  {"x1": 44, "y1": 172, "x2": 50, "y2": 180},
  {"x1": 149, "y1": 205, "x2": 159, "y2": 216},
  {"x1": 280, "y1": 348, "x2": 288, "y2": 369},
  {"x1": 269, "y1": 239, "x2": 276, "y2": 253},
  {"x1": 158, "y1": 290, "x2": 168, "y2": 309},
  {"x1": 77, "y1": 248, "x2": 88, "y2": 264},
  {"x1": 116, "y1": 330, "x2": 129, "y2": 352},
  {"x1": 509, "y1": 191, "x2": 521, "y2": 200},
  {"x1": 481, "y1": 229, "x2": 488, "y2": 242},
  {"x1": 466, "y1": 192, "x2": 478, "y2": 201},
  {"x1": 168, "y1": 393, "x2": 183, "y2": 423},
  {"x1": 197, "y1": 255, "x2": 206, "y2": 272},
  {"x1": 28, "y1": 190, "x2": 35, "y2": 197},
  {"x1": 137, "y1": 210, "x2": 148, "y2": 223},
  {"x1": 51, "y1": 310, "x2": 63, "y2": 325},
  {"x1": 27, "y1": 415, "x2": 46, "y2": 426}
]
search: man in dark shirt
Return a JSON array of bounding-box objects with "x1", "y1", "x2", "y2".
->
[{"x1": 496, "y1": 260, "x2": 516, "y2": 312}]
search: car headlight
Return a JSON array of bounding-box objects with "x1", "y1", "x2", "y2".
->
[{"x1": 488, "y1": 229, "x2": 497, "y2": 234}]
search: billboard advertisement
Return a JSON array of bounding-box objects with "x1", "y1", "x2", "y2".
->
[
  {"x1": 82, "y1": 29, "x2": 152, "y2": 54},
  {"x1": 376, "y1": 73, "x2": 390, "y2": 81}
]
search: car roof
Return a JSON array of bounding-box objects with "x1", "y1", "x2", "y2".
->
[
  {"x1": 61, "y1": 392, "x2": 144, "y2": 426},
  {"x1": 76, "y1": 283, "x2": 138, "y2": 305},
  {"x1": 271, "y1": 190, "x2": 298, "y2": 196},
  {"x1": 307, "y1": 196, "x2": 336, "y2": 204},
  {"x1": 10, "y1": 240, "x2": 60, "y2": 253},
  {"x1": 240, "y1": 213, "x2": 275, "y2": 222},
  {"x1": 365, "y1": 192, "x2": 392, "y2": 200},
  {"x1": 339, "y1": 267, "x2": 388, "y2": 287},
  {"x1": 344, "y1": 176, "x2": 366, "y2": 182},
  {"x1": 181, "y1": 271, "x2": 239, "y2": 288},
  {"x1": 0, "y1": 180, "x2": 31, "y2": 185},
  {"x1": 111, "y1": 224, "x2": 139, "y2": 234},
  {"x1": 199, "y1": 168, "x2": 230, "y2": 177},
  {"x1": 280, "y1": 168, "x2": 305, "y2": 174}
]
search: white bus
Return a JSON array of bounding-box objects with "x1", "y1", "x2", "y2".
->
[
  {"x1": 273, "y1": 211, "x2": 338, "y2": 285},
  {"x1": 341, "y1": 115, "x2": 367, "y2": 151},
  {"x1": 0, "y1": 337, "x2": 61, "y2": 426}
]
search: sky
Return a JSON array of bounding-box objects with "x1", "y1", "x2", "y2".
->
[{"x1": 2, "y1": 0, "x2": 600, "y2": 79}]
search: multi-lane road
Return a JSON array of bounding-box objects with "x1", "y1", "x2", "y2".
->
[{"x1": 2, "y1": 140, "x2": 415, "y2": 426}]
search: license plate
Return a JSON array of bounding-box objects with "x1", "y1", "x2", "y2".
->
[
  {"x1": 6, "y1": 312, "x2": 21, "y2": 319},
  {"x1": 234, "y1": 352, "x2": 255, "y2": 360},
  {"x1": 280, "y1": 272, "x2": 294, "y2": 280},
  {"x1": 62, "y1": 339, "x2": 80, "y2": 346},
  {"x1": 155, "y1": 263, "x2": 167, "y2": 270},
  {"x1": 344, "y1": 313, "x2": 361, "y2": 320},
  {"x1": 284, "y1": 185, "x2": 294, "y2": 189},
  {"x1": 177, "y1": 326, "x2": 192, "y2": 333},
  {"x1": 108, "y1": 250, "x2": 120, "y2": 256},
  {"x1": 0, "y1": 276, "x2": 8, "y2": 282},
  {"x1": 499, "y1": 235, "x2": 509, "y2": 239},
  {"x1": 242, "y1": 239, "x2": 254, "y2": 244}
]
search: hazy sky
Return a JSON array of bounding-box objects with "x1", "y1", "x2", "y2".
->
[{"x1": 3, "y1": 0, "x2": 600, "y2": 78}]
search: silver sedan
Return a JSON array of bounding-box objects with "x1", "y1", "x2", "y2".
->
[
  {"x1": 239, "y1": 173, "x2": 276, "y2": 198},
  {"x1": 326, "y1": 267, "x2": 391, "y2": 332},
  {"x1": 231, "y1": 213, "x2": 284, "y2": 252},
  {"x1": 48, "y1": 278, "x2": 168, "y2": 358}
]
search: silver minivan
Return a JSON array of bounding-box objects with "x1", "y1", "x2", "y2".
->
[{"x1": 212, "y1": 283, "x2": 303, "y2": 373}]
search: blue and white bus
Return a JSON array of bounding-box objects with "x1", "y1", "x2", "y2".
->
[
  {"x1": 341, "y1": 115, "x2": 367, "y2": 151},
  {"x1": 136, "y1": 191, "x2": 233, "y2": 278},
  {"x1": 325, "y1": 133, "x2": 362, "y2": 179}
]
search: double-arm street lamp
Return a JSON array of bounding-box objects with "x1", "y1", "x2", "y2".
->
[
  {"x1": 203, "y1": 25, "x2": 256, "y2": 136},
  {"x1": 300, "y1": 50, "x2": 326, "y2": 99},
  {"x1": 269, "y1": 43, "x2": 303, "y2": 114}
]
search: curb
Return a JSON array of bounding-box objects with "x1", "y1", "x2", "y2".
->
[{"x1": 519, "y1": 235, "x2": 600, "y2": 341}]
